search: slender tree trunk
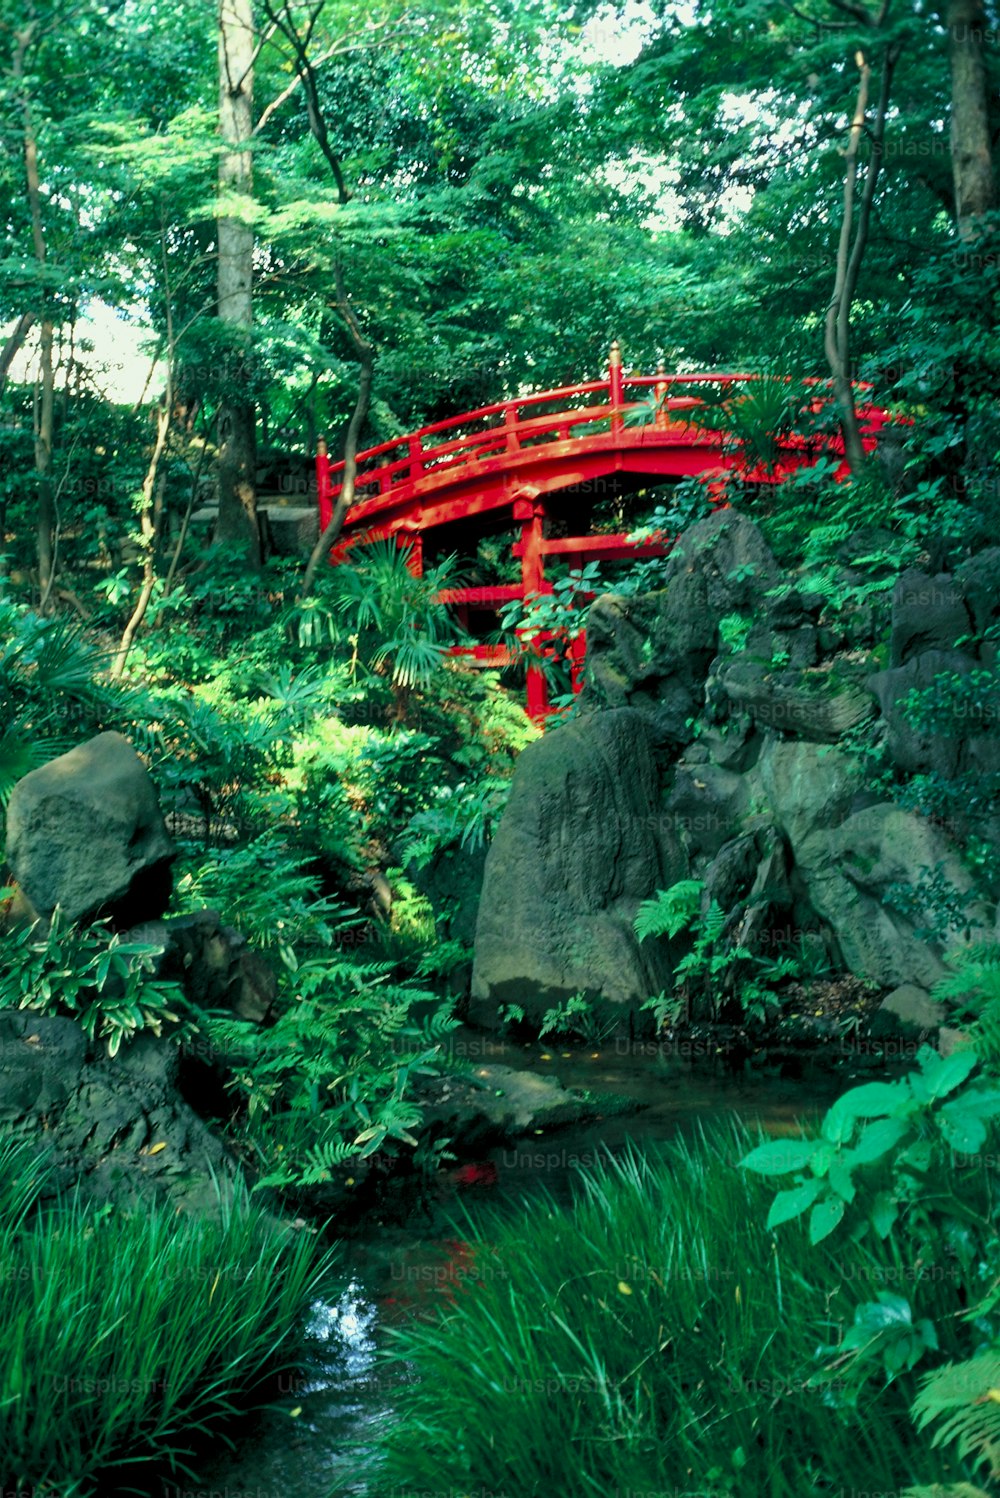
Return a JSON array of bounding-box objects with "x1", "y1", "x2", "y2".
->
[
  {"x1": 0, "y1": 312, "x2": 33, "y2": 394},
  {"x1": 112, "y1": 402, "x2": 171, "y2": 679},
  {"x1": 824, "y1": 45, "x2": 899, "y2": 475},
  {"x1": 300, "y1": 268, "x2": 374, "y2": 598},
  {"x1": 13, "y1": 22, "x2": 57, "y2": 596},
  {"x1": 948, "y1": 0, "x2": 996, "y2": 240},
  {"x1": 216, "y1": 0, "x2": 260, "y2": 564},
  {"x1": 34, "y1": 319, "x2": 55, "y2": 604}
]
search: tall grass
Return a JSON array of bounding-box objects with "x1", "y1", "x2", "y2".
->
[
  {"x1": 0, "y1": 1140, "x2": 334, "y2": 1495},
  {"x1": 373, "y1": 1122, "x2": 982, "y2": 1497}
]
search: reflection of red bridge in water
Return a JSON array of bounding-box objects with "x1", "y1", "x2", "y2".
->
[{"x1": 315, "y1": 343, "x2": 890, "y2": 720}]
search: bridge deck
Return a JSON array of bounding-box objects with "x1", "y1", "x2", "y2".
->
[{"x1": 314, "y1": 349, "x2": 890, "y2": 718}]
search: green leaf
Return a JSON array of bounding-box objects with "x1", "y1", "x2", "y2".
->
[
  {"x1": 871, "y1": 1192, "x2": 898, "y2": 1240},
  {"x1": 853, "y1": 1116, "x2": 910, "y2": 1164},
  {"x1": 937, "y1": 1109, "x2": 987, "y2": 1154},
  {"x1": 767, "y1": 1178, "x2": 824, "y2": 1229},
  {"x1": 822, "y1": 1082, "x2": 908, "y2": 1145},
  {"x1": 827, "y1": 1158, "x2": 857, "y2": 1203},
  {"x1": 809, "y1": 1195, "x2": 846, "y2": 1244},
  {"x1": 740, "y1": 1138, "x2": 816, "y2": 1176},
  {"x1": 911, "y1": 1045, "x2": 978, "y2": 1104},
  {"x1": 809, "y1": 1141, "x2": 837, "y2": 1178}
]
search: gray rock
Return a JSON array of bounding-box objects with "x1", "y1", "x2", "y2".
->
[
  {"x1": 954, "y1": 547, "x2": 1000, "y2": 644},
  {"x1": 470, "y1": 708, "x2": 685, "y2": 1025},
  {"x1": 889, "y1": 569, "x2": 970, "y2": 667},
  {"x1": 583, "y1": 509, "x2": 781, "y2": 746},
  {"x1": 871, "y1": 983, "x2": 946, "y2": 1038},
  {"x1": 125, "y1": 910, "x2": 278, "y2": 1023},
  {"x1": 867, "y1": 650, "x2": 971, "y2": 777},
  {"x1": 664, "y1": 759, "x2": 749, "y2": 857},
  {"x1": 720, "y1": 658, "x2": 874, "y2": 743},
  {"x1": 5, "y1": 732, "x2": 175, "y2": 926}
]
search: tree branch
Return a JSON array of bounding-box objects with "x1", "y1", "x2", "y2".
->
[{"x1": 300, "y1": 263, "x2": 374, "y2": 597}]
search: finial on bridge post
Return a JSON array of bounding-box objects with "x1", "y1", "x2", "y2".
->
[
  {"x1": 609, "y1": 340, "x2": 624, "y2": 434},
  {"x1": 655, "y1": 360, "x2": 668, "y2": 429}
]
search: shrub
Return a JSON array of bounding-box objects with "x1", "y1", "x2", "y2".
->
[{"x1": 0, "y1": 1140, "x2": 333, "y2": 1493}]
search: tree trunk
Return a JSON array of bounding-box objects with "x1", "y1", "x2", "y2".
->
[
  {"x1": 824, "y1": 45, "x2": 899, "y2": 476},
  {"x1": 300, "y1": 267, "x2": 375, "y2": 598},
  {"x1": 216, "y1": 0, "x2": 260, "y2": 564},
  {"x1": 34, "y1": 319, "x2": 55, "y2": 603},
  {"x1": 948, "y1": 0, "x2": 996, "y2": 241}
]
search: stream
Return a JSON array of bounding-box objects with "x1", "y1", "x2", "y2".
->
[{"x1": 183, "y1": 1034, "x2": 857, "y2": 1498}]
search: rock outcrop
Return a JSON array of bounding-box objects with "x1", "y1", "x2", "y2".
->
[
  {"x1": 470, "y1": 708, "x2": 684, "y2": 1025},
  {"x1": 471, "y1": 508, "x2": 997, "y2": 1026},
  {"x1": 5, "y1": 731, "x2": 175, "y2": 927}
]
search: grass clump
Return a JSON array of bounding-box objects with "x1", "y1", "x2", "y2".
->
[
  {"x1": 0, "y1": 1140, "x2": 334, "y2": 1494},
  {"x1": 372, "y1": 1123, "x2": 985, "y2": 1497}
]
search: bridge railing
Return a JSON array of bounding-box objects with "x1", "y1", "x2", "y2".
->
[{"x1": 316, "y1": 351, "x2": 885, "y2": 528}]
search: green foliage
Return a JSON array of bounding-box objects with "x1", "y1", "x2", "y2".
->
[
  {"x1": 172, "y1": 831, "x2": 358, "y2": 971},
  {"x1": 633, "y1": 880, "x2": 704, "y2": 943},
  {"x1": 212, "y1": 953, "x2": 458, "y2": 1192},
  {"x1": 0, "y1": 598, "x2": 135, "y2": 807},
  {"x1": 0, "y1": 913, "x2": 189, "y2": 1057},
  {"x1": 742, "y1": 1044, "x2": 1000, "y2": 1248},
  {"x1": 538, "y1": 992, "x2": 615, "y2": 1045},
  {"x1": 0, "y1": 1139, "x2": 332, "y2": 1492},
  {"x1": 369, "y1": 1127, "x2": 975, "y2": 1496},
  {"x1": 634, "y1": 880, "x2": 781, "y2": 1026},
  {"x1": 911, "y1": 1353, "x2": 1000, "y2": 1482}
]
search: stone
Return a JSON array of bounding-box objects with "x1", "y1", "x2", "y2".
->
[
  {"x1": 810, "y1": 803, "x2": 986, "y2": 988},
  {"x1": 0, "y1": 1018, "x2": 242, "y2": 1214},
  {"x1": 867, "y1": 650, "x2": 971, "y2": 778},
  {"x1": 954, "y1": 547, "x2": 1000, "y2": 644},
  {"x1": 719, "y1": 658, "x2": 875, "y2": 743},
  {"x1": 889, "y1": 569, "x2": 971, "y2": 667},
  {"x1": 470, "y1": 708, "x2": 685, "y2": 1026},
  {"x1": 260, "y1": 505, "x2": 319, "y2": 556},
  {"x1": 583, "y1": 509, "x2": 781, "y2": 746},
  {"x1": 870, "y1": 983, "x2": 946, "y2": 1038},
  {"x1": 417, "y1": 1061, "x2": 639, "y2": 1147},
  {"x1": 5, "y1": 731, "x2": 175, "y2": 927},
  {"x1": 124, "y1": 910, "x2": 278, "y2": 1023},
  {"x1": 664, "y1": 759, "x2": 749, "y2": 857}
]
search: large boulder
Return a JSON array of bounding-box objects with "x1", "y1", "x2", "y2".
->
[
  {"x1": 719, "y1": 657, "x2": 875, "y2": 743},
  {"x1": 0, "y1": 1014, "x2": 242, "y2": 1214},
  {"x1": 583, "y1": 509, "x2": 781, "y2": 746},
  {"x1": 756, "y1": 739, "x2": 985, "y2": 988},
  {"x1": 889, "y1": 569, "x2": 970, "y2": 667},
  {"x1": 470, "y1": 708, "x2": 685, "y2": 1027},
  {"x1": 5, "y1": 732, "x2": 175, "y2": 927},
  {"x1": 867, "y1": 649, "x2": 971, "y2": 778}
]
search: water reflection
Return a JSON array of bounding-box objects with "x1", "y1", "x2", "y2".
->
[{"x1": 191, "y1": 1043, "x2": 855, "y2": 1497}]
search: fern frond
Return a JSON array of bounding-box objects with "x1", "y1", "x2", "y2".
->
[
  {"x1": 902, "y1": 1485, "x2": 995, "y2": 1497},
  {"x1": 634, "y1": 880, "x2": 705, "y2": 943},
  {"x1": 912, "y1": 1352, "x2": 1000, "y2": 1478}
]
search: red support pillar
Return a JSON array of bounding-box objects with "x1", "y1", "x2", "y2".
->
[
  {"x1": 396, "y1": 524, "x2": 424, "y2": 576},
  {"x1": 609, "y1": 339, "x2": 624, "y2": 436},
  {"x1": 569, "y1": 629, "x2": 587, "y2": 696},
  {"x1": 316, "y1": 437, "x2": 332, "y2": 531},
  {"x1": 513, "y1": 488, "x2": 549, "y2": 722}
]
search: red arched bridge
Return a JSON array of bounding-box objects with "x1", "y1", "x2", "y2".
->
[{"x1": 315, "y1": 344, "x2": 890, "y2": 719}]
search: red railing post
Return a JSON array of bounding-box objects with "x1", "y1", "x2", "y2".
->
[
  {"x1": 655, "y1": 359, "x2": 669, "y2": 430},
  {"x1": 504, "y1": 402, "x2": 519, "y2": 452},
  {"x1": 609, "y1": 339, "x2": 624, "y2": 436},
  {"x1": 408, "y1": 434, "x2": 425, "y2": 483},
  {"x1": 316, "y1": 437, "x2": 332, "y2": 531}
]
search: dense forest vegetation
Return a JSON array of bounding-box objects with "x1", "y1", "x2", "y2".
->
[{"x1": 2, "y1": 0, "x2": 1000, "y2": 1493}]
